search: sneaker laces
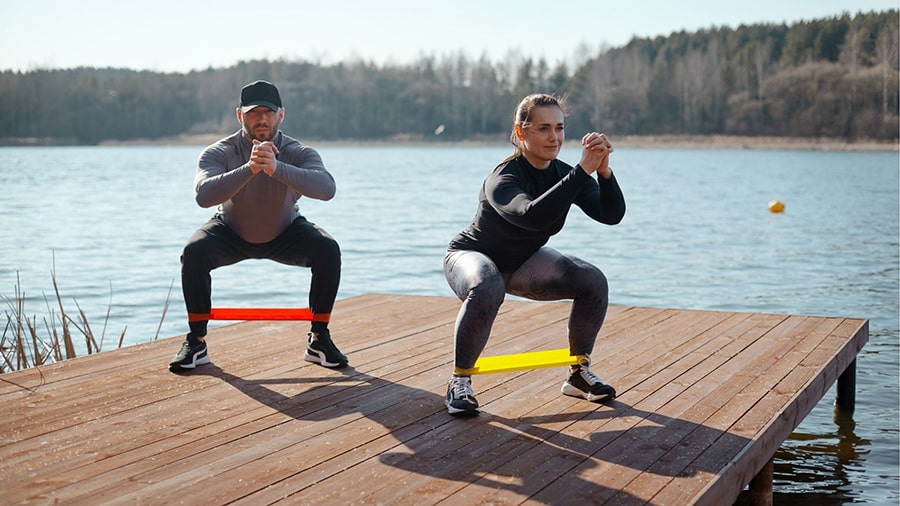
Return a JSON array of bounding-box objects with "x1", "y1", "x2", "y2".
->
[
  {"x1": 449, "y1": 375, "x2": 474, "y2": 399},
  {"x1": 180, "y1": 338, "x2": 201, "y2": 353},
  {"x1": 576, "y1": 365, "x2": 604, "y2": 386}
]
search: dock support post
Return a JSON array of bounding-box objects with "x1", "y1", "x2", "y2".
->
[
  {"x1": 735, "y1": 457, "x2": 773, "y2": 506},
  {"x1": 835, "y1": 358, "x2": 857, "y2": 415}
]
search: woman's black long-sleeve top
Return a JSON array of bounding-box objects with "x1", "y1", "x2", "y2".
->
[{"x1": 448, "y1": 154, "x2": 626, "y2": 273}]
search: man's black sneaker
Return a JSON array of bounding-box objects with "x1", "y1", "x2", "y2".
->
[
  {"x1": 445, "y1": 375, "x2": 479, "y2": 416},
  {"x1": 561, "y1": 364, "x2": 616, "y2": 402},
  {"x1": 303, "y1": 330, "x2": 348, "y2": 368},
  {"x1": 168, "y1": 335, "x2": 210, "y2": 372}
]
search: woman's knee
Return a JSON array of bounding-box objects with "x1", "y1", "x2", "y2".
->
[
  {"x1": 469, "y1": 274, "x2": 505, "y2": 303},
  {"x1": 446, "y1": 251, "x2": 505, "y2": 305},
  {"x1": 573, "y1": 262, "x2": 608, "y2": 298}
]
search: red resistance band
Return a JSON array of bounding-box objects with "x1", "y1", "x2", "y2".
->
[{"x1": 188, "y1": 308, "x2": 330, "y2": 323}]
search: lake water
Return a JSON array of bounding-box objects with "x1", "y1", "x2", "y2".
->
[{"x1": 1, "y1": 144, "x2": 898, "y2": 504}]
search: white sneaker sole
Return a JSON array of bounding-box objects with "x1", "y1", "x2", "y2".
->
[
  {"x1": 303, "y1": 349, "x2": 345, "y2": 368},
  {"x1": 561, "y1": 382, "x2": 614, "y2": 403},
  {"x1": 445, "y1": 398, "x2": 480, "y2": 416},
  {"x1": 169, "y1": 350, "x2": 210, "y2": 371}
]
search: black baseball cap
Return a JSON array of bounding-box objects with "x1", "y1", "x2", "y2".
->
[{"x1": 240, "y1": 80, "x2": 282, "y2": 113}]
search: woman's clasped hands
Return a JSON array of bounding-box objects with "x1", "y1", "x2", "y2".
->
[{"x1": 579, "y1": 132, "x2": 613, "y2": 178}]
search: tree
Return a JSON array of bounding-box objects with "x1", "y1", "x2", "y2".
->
[{"x1": 1, "y1": 10, "x2": 896, "y2": 144}]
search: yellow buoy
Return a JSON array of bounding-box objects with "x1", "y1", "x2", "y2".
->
[{"x1": 768, "y1": 200, "x2": 785, "y2": 213}]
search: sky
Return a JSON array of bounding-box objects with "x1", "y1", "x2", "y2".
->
[{"x1": 2, "y1": 0, "x2": 896, "y2": 74}]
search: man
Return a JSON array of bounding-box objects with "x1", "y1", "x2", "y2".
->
[{"x1": 169, "y1": 80, "x2": 346, "y2": 373}]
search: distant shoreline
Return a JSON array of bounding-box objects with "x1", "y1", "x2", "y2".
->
[
  {"x1": 612, "y1": 135, "x2": 899, "y2": 152},
  {"x1": 4, "y1": 134, "x2": 898, "y2": 152}
]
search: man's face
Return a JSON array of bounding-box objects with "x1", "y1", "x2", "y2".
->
[{"x1": 237, "y1": 106, "x2": 284, "y2": 142}]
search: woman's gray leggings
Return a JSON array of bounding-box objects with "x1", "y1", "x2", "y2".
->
[{"x1": 443, "y1": 247, "x2": 609, "y2": 370}]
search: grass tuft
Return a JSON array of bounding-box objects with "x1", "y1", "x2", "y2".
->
[{"x1": 1, "y1": 269, "x2": 137, "y2": 375}]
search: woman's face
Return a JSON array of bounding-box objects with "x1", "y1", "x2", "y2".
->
[{"x1": 519, "y1": 105, "x2": 565, "y2": 169}]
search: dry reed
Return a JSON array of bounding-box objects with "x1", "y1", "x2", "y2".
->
[{"x1": 0, "y1": 266, "x2": 169, "y2": 375}]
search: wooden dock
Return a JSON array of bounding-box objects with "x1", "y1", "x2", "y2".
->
[{"x1": 0, "y1": 294, "x2": 868, "y2": 505}]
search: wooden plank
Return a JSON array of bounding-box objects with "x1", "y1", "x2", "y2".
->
[
  {"x1": 0, "y1": 294, "x2": 433, "y2": 437},
  {"x1": 645, "y1": 316, "x2": 865, "y2": 506},
  {"x1": 492, "y1": 312, "x2": 791, "y2": 504},
  {"x1": 686, "y1": 317, "x2": 869, "y2": 506},
  {"x1": 7, "y1": 296, "x2": 572, "y2": 502},
  {"x1": 240, "y1": 303, "x2": 597, "y2": 504},
  {"x1": 0, "y1": 294, "x2": 867, "y2": 505},
  {"x1": 366, "y1": 310, "x2": 788, "y2": 500},
  {"x1": 444, "y1": 311, "x2": 767, "y2": 505}
]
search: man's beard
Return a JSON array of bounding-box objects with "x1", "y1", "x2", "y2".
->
[{"x1": 245, "y1": 120, "x2": 280, "y2": 142}]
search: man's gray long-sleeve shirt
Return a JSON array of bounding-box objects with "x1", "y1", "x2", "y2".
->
[{"x1": 193, "y1": 130, "x2": 335, "y2": 243}]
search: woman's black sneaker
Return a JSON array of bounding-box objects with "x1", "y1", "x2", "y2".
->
[
  {"x1": 561, "y1": 364, "x2": 616, "y2": 402},
  {"x1": 445, "y1": 375, "x2": 479, "y2": 416}
]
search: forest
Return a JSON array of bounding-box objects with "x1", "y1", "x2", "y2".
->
[{"x1": 1, "y1": 9, "x2": 897, "y2": 145}]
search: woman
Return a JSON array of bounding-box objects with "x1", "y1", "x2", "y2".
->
[{"x1": 443, "y1": 93, "x2": 626, "y2": 416}]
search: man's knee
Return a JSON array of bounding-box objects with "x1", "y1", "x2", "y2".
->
[
  {"x1": 307, "y1": 233, "x2": 341, "y2": 271},
  {"x1": 320, "y1": 234, "x2": 341, "y2": 259},
  {"x1": 181, "y1": 237, "x2": 210, "y2": 269}
]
